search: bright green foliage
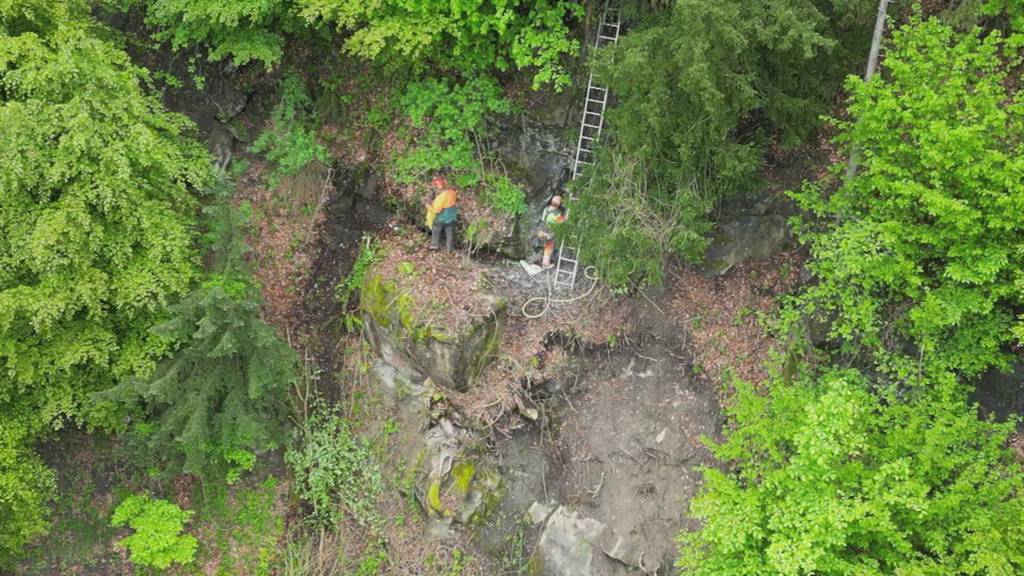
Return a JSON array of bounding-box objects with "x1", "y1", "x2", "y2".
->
[
  {"x1": 285, "y1": 409, "x2": 383, "y2": 528},
  {"x1": 131, "y1": 0, "x2": 294, "y2": 68},
  {"x1": 296, "y1": 0, "x2": 582, "y2": 89},
  {"x1": 789, "y1": 17, "x2": 1024, "y2": 377},
  {"x1": 123, "y1": 0, "x2": 580, "y2": 86},
  {"x1": 679, "y1": 369, "x2": 1024, "y2": 575},
  {"x1": 0, "y1": 9, "x2": 211, "y2": 431},
  {"x1": 111, "y1": 494, "x2": 197, "y2": 570},
  {"x1": 0, "y1": 427, "x2": 55, "y2": 566},
  {"x1": 101, "y1": 190, "x2": 297, "y2": 480},
  {"x1": 567, "y1": 0, "x2": 871, "y2": 288},
  {"x1": 251, "y1": 74, "x2": 329, "y2": 188},
  {"x1": 0, "y1": 0, "x2": 83, "y2": 35},
  {"x1": 396, "y1": 77, "x2": 526, "y2": 215},
  {"x1": 0, "y1": 9, "x2": 210, "y2": 562}
]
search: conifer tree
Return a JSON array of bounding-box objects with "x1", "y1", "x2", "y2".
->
[{"x1": 103, "y1": 185, "x2": 297, "y2": 480}]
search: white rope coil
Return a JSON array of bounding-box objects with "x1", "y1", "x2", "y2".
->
[{"x1": 521, "y1": 265, "x2": 600, "y2": 319}]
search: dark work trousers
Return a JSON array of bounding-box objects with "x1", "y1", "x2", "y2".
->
[{"x1": 431, "y1": 220, "x2": 456, "y2": 251}]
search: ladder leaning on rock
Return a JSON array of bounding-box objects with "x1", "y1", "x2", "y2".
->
[{"x1": 553, "y1": 3, "x2": 621, "y2": 291}]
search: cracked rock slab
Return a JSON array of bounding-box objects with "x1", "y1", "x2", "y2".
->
[{"x1": 536, "y1": 506, "x2": 608, "y2": 576}]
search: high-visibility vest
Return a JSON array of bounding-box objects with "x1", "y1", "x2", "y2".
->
[{"x1": 427, "y1": 188, "x2": 458, "y2": 226}]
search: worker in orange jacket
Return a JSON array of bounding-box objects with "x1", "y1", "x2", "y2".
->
[{"x1": 425, "y1": 175, "x2": 458, "y2": 251}]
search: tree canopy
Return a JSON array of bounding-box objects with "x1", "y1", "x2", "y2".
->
[
  {"x1": 790, "y1": 16, "x2": 1024, "y2": 378},
  {"x1": 680, "y1": 369, "x2": 1024, "y2": 575},
  {"x1": 0, "y1": 4, "x2": 212, "y2": 561},
  {"x1": 566, "y1": 0, "x2": 873, "y2": 287},
  {"x1": 131, "y1": 0, "x2": 582, "y2": 88}
]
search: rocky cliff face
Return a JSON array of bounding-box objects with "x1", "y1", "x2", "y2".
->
[
  {"x1": 361, "y1": 270, "x2": 506, "y2": 393},
  {"x1": 490, "y1": 88, "x2": 577, "y2": 259}
]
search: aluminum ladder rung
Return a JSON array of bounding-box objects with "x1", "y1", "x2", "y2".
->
[{"x1": 557, "y1": 3, "x2": 620, "y2": 291}]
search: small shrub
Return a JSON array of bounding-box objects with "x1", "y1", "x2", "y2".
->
[
  {"x1": 252, "y1": 74, "x2": 329, "y2": 187},
  {"x1": 285, "y1": 410, "x2": 383, "y2": 528},
  {"x1": 481, "y1": 172, "x2": 528, "y2": 215},
  {"x1": 395, "y1": 77, "x2": 526, "y2": 216},
  {"x1": 111, "y1": 494, "x2": 197, "y2": 570}
]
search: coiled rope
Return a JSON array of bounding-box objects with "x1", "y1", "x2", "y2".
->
[{"x1": 521, "y1": 265, "x2": 600, "y2": 319}]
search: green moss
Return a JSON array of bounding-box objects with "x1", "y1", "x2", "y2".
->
[
  {"x1": 360, "y1": 273, "x2": 394, "y2": 329},
  {"x1": 469, "y1": 314, "x2": 502, "y2": 382},
  {"x1": 451, "y1": 461, "x2": 476, "y2": 495},
  {"x1": 361, "y1": 272, "x2": 437, "y2": 342},
  {"x1": 427, "y1": 479, "x2": 444, "y2": 514},
  {"x1": 471, "y1": 467, "x2": 503, "y2": 525}
]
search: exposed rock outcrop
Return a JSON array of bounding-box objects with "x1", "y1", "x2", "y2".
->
[{"x1": 361, "y1": 272, "x2": 505, "y2": 393}]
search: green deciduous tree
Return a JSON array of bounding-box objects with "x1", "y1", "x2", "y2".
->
[
  {"x1": 0, "y1": 8, "x2": 211, "y2": 561},
  {"x1": 297, "y1": 0, "x2": 583, "y2": 88},
  {"x1": 567, "y1": 0, "x2": 872, "y2": 288},
  {"x1": 679, "y1": 369, "x2": 1024, "y2": 575},
  {"x1": 789, "y1": 16, "x2": 1024, "y2": 377},
  {"x1": 124, "y1": 0, "x2": 581, "y2": 88},
  {"x1": 0, "y1": 425, "x2": 55, "y2": 566},
  {"x1": 0, "y1": 14, "x2": 212, "y2": 434},
  {"x1": 128, "y1": 0, "x2": 296, "y2": 68}
]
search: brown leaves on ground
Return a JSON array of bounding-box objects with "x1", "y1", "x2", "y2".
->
[
  {"x1": 369, "y1": 232, "x2": 496, "y2": 336},
  {"x1": 667, "y1": 252, "x2": 803, "y2": 393},
  {"x1": 369, "y1": 227, "x2": 638, "y2": 434},
  {"x1": 235, "y1": 159, "x2": 333, "y2": 343},
  {"x1": 455, "y1": 275, "x2": 639, "y2": 434}
]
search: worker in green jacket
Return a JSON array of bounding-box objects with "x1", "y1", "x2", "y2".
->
[{"x1": 537, "y1": 194, "x2": 566, "y2": 269}]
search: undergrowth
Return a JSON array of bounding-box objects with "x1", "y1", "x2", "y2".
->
[{"x1": 252, "y1": 74, "x2": 329, "y2": 187}]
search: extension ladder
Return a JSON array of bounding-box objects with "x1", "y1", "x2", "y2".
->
[{"x1": 553, "y1": 3, "x2": 621, "y2": 291}]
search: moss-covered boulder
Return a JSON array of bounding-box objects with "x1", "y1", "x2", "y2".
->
[
  {"x1": 361, "y1": 269, "x2": 504, "y2": 392},
  {"x1": 419, "y1": 426, "x2": 503, "y2": 526}
]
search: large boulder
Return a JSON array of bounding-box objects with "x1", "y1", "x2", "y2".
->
[
  {"x1": 361, "y1": 270, "x2": 505, "y2": 393},
  {"x1": 701, "y1": 213, "x2": 792, "y2": 276},
  {"x1": 367, "y1": 362, "x2": 504, "y2": 528},
  {"x1": 533, "y1": 506, "x2": 609, "y2": 576},
  {"x1": 491, "y1": 87, "x2": 577, "y2": 257}
]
